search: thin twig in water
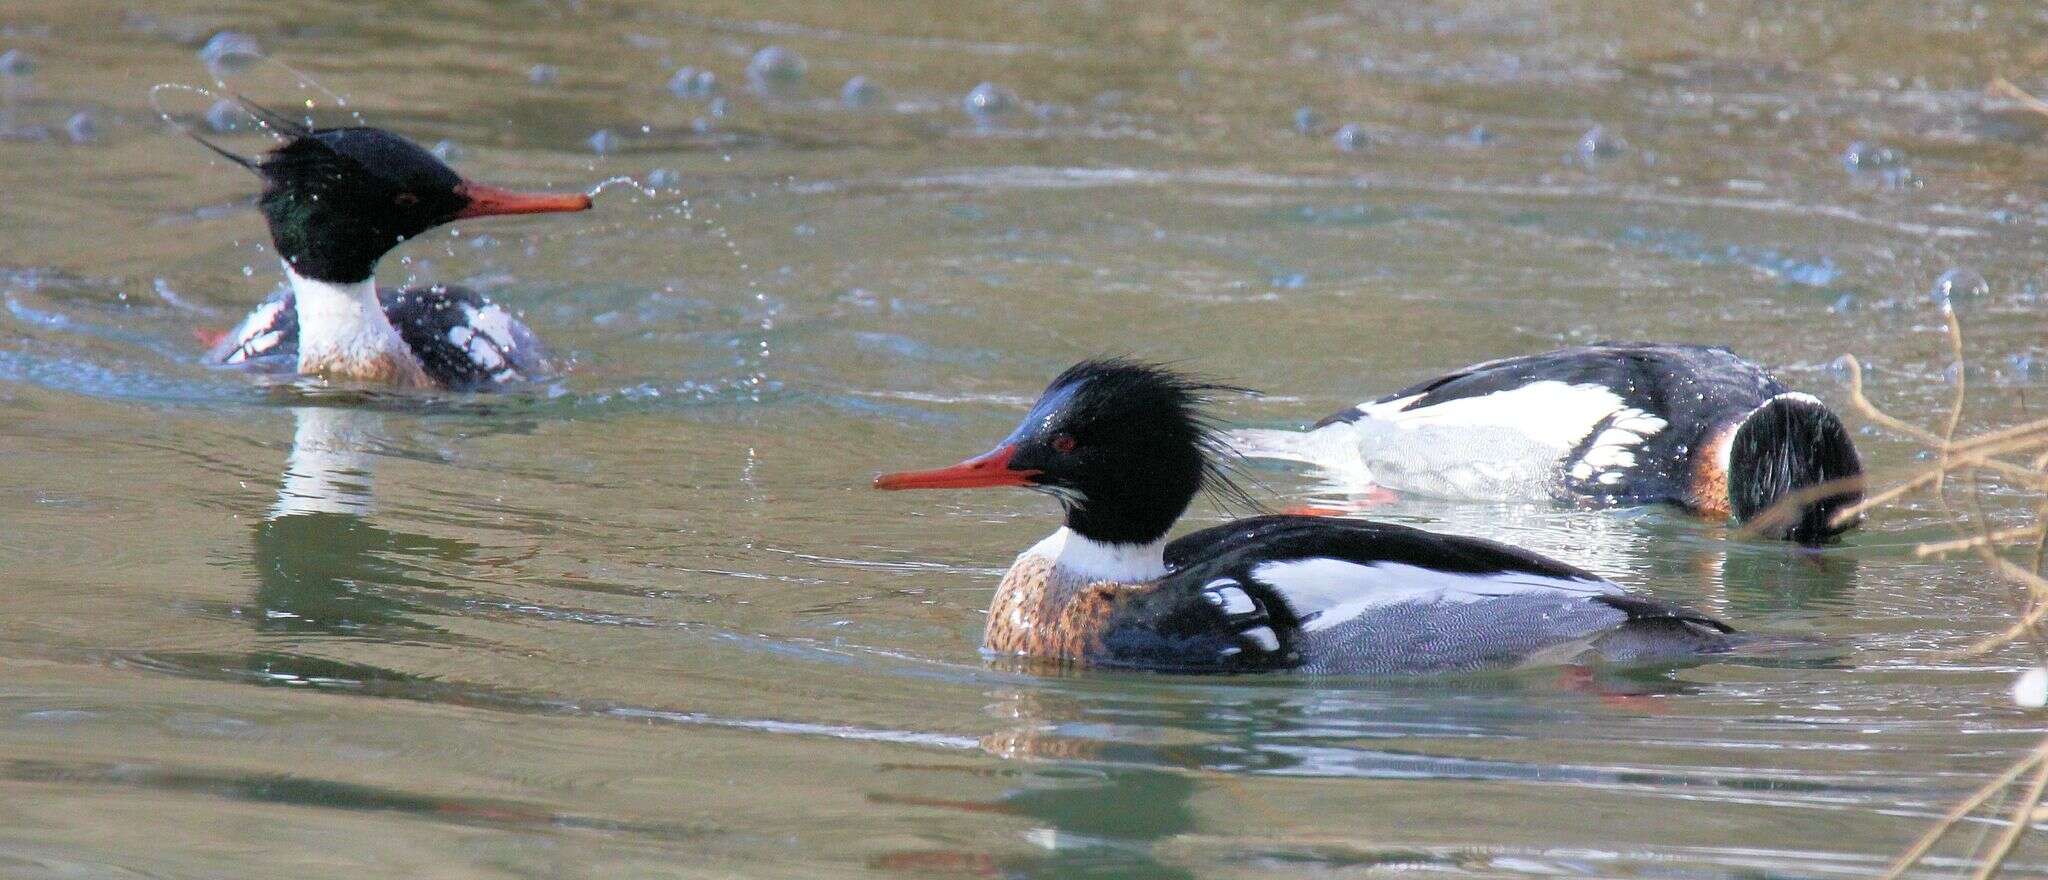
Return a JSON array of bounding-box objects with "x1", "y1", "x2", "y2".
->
[{"x1": 1848, "y1": 303, "x2": 2048, "y2": 878}]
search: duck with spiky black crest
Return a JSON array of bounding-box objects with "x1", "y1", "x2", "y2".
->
[
  {"x1": 875, "y1": 359, "x2": 1735, "y2": 674},
  {"x1": 192, "y1": 99, "x2": 593, "y2": 390}
]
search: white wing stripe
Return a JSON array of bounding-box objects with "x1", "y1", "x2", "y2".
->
[
  {"x1": 1242, "y1": 627, "x2": 1280, "y2": 651},
  {"x1": 1247, "y1": 559, "x2": 1617, "y2": 633},
  {"x1": 1202, "y1": 584, "x2": 1257, "y2": 615},
  {"x1": 1356, "y1": 381, "x2": 1627, "y2": 451}
]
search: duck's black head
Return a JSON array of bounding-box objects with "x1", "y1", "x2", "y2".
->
[
  {"x1": 209, "y1": 104, "x2": 592, "y2": 284},
  {"x1": 875, "y1": 359, "x2": 1250, "y2": 545}
]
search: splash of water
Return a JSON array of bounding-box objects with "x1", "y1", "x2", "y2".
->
[
  {"x1": 585, "y1": 175, "x2": 662, "y2": 200},
  {"x1": 148, "y1": 82, "x2": 226, "y2": 134},
  {"x1": 211, "y1": 55, "x2": 361, "y2": 128}
]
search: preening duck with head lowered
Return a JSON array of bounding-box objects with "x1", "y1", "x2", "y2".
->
[
  {"x1": 193, "y1": 100, "x2": 593, "y2": 390},
  {"x1": 1231, "y1": 343, "x2": 1865, "y2": 545},
  {"x1": 875, "y1": 359, "x2": 1734, "y2": 675}
]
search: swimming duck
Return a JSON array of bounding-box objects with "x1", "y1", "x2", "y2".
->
[
  {"x1": 1231, "y1": 343, "x2": 1864, "y2": 544},
  {"x1": 874, "y1": 359, "x2": 1734, "y2": 674},
  {"x1": 197, "y1": 102, "x2": 591, "y2": 390}
]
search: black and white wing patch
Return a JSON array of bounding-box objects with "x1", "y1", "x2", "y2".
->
[
  {"x1": 209, "y1": 288, "x2": 298, "y2": 370},
  {"x1": 1193, "y1": 577, "x2": 1296, "y2": 663},
  {"x1": 1158, "y1": 515, "x2": 1664, "y2": 674},
  {"x1": 381, "y1": 286, "x2": 552, "y2": 391},
  {"x1": 1555, "y1": 404, "x2": 1671, "y2": 500}
]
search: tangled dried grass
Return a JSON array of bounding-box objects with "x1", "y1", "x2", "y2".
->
[{"x1": 1832, "y1": 302, "x2": 2048, "y2": 880}]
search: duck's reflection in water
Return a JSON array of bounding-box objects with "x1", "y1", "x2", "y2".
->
[
  {"x1": 203, "y1": 405, "x2": 482, "y2": 693},
  {"x1": 867, "y1": 671, "x2": 1696, "y2": 879}
]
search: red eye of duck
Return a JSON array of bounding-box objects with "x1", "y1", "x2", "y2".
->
[
  {"x1": 1051, "y1": 434, "x2": 1077, "y2": 454},
  {"x1": 394, "y1": 192, "x2": 419, "y2": 207}
]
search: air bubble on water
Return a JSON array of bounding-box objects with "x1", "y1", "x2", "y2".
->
[
  {"x1": 586, "y1": 128, "x2": 617, "y2": 155},
  {"x1": 0, "y1": 49, "x2": 32, "y2": 77},
  {"x1": 1841, "y1": 141, "x2": 1901, "y2": 171},
  {"x1": 963, "y1": 82, "x2": 1017, "y2": 119},
  {"x1": 1293, "y1": 106, "x2": 1320, "y2": 135},
  {"x1": 1928, "y1": 268, "x2": 1988, "y2": 311},
  {"x1": 745, "y1": 45, "x2": 805, "y2": 93},
  {"x1": 1333, "y1": 124, "x2": 1369, "y2": 152},
  {"x1": 1576, "y1": 125, "x2": 1625, "y2": 161},
  {"x1": 667, "y1": 66, "x2": 718, "y2": 99},
  {"x1": 528, "y1": 64, "x2": 559, "y2": 86},
  {"x1": 199, "y1": 31, "x2": 263, "y2": 75},
  {"x1": 429, "y1": 139, "x2": 463, "y2": 161},
  {"x1": 64, "y1": 112, "x2": 99, "y2": 145},
  {"x1": 840, "y1": 75, "x2": 882, "y2": 109}
]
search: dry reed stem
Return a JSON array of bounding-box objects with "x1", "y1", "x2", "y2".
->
[
  {"x1": 1917, "y1": 525, "x2": 2048, "y2": 557},
  {"x1": 1854, "y1": 302, "x2": 2048, "y2": 878},
  {"x1": 1989, "y1": 78, "x2": 2048, "y2": 118}
]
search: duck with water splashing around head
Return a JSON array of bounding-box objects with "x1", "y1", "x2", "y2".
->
[
  {"x1": 194, "y1": 100, "x2": 592, "y2": 390},
  {"x1": 875, "y1": 359, "x2": 1736, "y2": 675}
]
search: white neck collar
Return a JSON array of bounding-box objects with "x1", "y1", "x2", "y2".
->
[
  {"x1": 1021, "y1": 526, "x2": 1169, "y2": 583},
  {"x1": 285, "y1": 264, "x2": 410, "y2": 366}
]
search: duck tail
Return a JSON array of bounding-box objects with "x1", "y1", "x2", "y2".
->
[{"x1": 1728, "y1": 393, "x2": 1865, "y2": 545}]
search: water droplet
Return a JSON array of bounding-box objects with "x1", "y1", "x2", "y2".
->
[
  {"x1": 1577, "y1": 125, "x2": 1625, "y2": 160},
  {"x1": 963, "y1": 82, "x2": 1017, "y2": 119},
  {"x1": 746, "y1": 45, "x2": 805, "y2": 92},
  {"x1": 429, "y1": 139, "x2": 463, "y2": 161},
  {"x1": 199, "y1": 31, "x2": 262, "y2": 75},
  {"x1": 1333, "y1": 123, "x2": 1370, "y2": 152},
  {"x1": 707, "y1": 97, "x2": 729, "y2": 118},
  {"x1": 1828, "y1": 293, "x2": 1856, "y2": 314},
  {"x1": 64, "y1": 112, "x2": 99, "y2": 145},
  {"x1": 0, "y1": 49, "x2": 33, "y2": 77},
  {"x1": 840, "y1": 75, "x2": 882, "y2": 109},
  {"x1": 527, "y1": 63, "x2": 559, "y2": 86},
  {"x1": 1929, "y1": 268, "x2": 1988, "y2": 309},
  {"x1": 667, "y1": 66, "x2": 718, "y2": 99},
  {"x1": 1292, "y1": 106, "x2": 1320, "y2": 135},
  {"x1": 204, "y1": 99, "x2": 248, "y2": 133},
  {"x1": 586, "y1": 128, "x2": 617, "y2": 155},
  {"x1": 646, "y1": 168, "x2": 679, "y2": 189}
]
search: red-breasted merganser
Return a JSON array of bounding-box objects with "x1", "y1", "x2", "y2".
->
[
  {"x1": 1231, "y1": 343, "x2": 1865, "y2": 545},
  {"x1": 196, "y1": 102, "x2": 592, "y2": 390},
  {"x1": 874, "y1": 359, "x2": 1733, "y2": 674}
]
